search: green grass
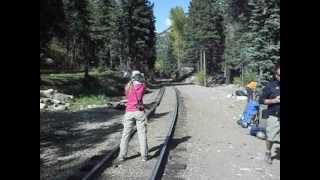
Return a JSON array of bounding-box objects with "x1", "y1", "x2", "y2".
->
[
  {"x1": 233, "y1": 77, "x2": 242, "y2": 86},
  {"x1": 69, "y1": 95, "x2": 109, "y2": 111},
  {"x1": 43, "y1": 69, "x2": 112, "y2": 79},
  {"x1": 196, "y1": 71, "x2": 205, "y2": 86}
]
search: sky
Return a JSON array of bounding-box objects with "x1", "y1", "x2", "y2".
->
[{"x1": 149, "y1": 0, "x2": 191, "y2": 33}]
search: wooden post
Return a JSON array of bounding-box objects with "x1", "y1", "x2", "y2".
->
[
  {"x1": 241, "y1": 63, "x2": 244, "y2": 86},
  {"x1": 225, "y1": 64, "x2": 230, "y2": 85},
  {"x1": 203, "y1": 50, "x2": 207, "y2": 87},
  {"x1": 258, "y1": 66, "x2": 263, "y2": 87},
  {"x1": 224, "y1": 62, "x2": 227, "y2": 77},
  {"x1": 199, "y1": 49, "x2": 202, "y2": 72},
  {"x1": 178, "y1": 48, "x2": 180, "y2": 71},
  {"x1": 197, "y1": 61, "x2": 200, "y2": 72}
]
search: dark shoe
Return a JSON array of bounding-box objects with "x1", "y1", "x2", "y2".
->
[
  {"x1": 237, "y1": 120, "x2": 241, "y2": 125},
  {"x1": 264, "y1": 152, "x2": 272, "y2": 164}
]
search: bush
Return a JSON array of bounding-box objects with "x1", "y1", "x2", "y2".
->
[
  {"x1": 244, "y1": 71, "x2": 257, "y2": 85},
  {"x1": 196, "y1": 71, "x2": 205, "y2": 86},
  {"x1": 90, "y1": 67, "x2": 111, "y2": 75},
  {"x1": 233, "y1": 77, "x2": 242, "y2": 85},
  {"x1": 232, "y1": 71, "x2": 257, "y2": 86}
]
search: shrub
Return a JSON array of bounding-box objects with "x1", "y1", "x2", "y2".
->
[{"x1": 196, "y1": 71, "x2": 205, "y2": 86}]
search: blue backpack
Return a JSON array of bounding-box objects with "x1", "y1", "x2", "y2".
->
[{"x1": 239, "y1": 100, "x2": 259, "y2": 128}]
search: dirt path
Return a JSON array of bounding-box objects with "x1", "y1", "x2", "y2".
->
[{"x1": 175, "y1": 84, "x2": 280, "y2": 180}]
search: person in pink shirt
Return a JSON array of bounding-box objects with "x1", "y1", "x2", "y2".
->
[{"x1": 118, "y1": 70, "x2": 148, "y2": 162}]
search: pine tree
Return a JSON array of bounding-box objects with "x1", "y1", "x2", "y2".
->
[
  {"x1": 87, "y1": 0, "x2": 120, "y2": 69},
  {"x1": 183, "y1": 16, "x2": 198, "y2": 67},
  {"x1": 119, "y1": 0, "x2": 156, "y2": 74},
  {"x1": 221, "y1": 0, "x2": 279, "y2": 85},
  {"x1": 63, "y1": 0, "x2": 93, "y2": 77},
  {"x1": 245, "y1": 0, "x2": 280, "y2": 84},
  {"x1": 40, "y1": 0, "x2": 66, "y2": 55},
  {"x1": 184, "y1": 0, "x2": 225, "y2": 75}
]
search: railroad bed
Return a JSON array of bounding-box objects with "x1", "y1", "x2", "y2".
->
[{"x1": 40, "y1": 87, "x2": 164, "y2": 180}]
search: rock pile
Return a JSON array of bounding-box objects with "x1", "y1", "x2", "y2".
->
[
  {"x1": 40, "y1": 89, "x2": 74, "y2": 111},
  {"x1": 107, "y1": 100, "x2": 127, "y2": 110}
]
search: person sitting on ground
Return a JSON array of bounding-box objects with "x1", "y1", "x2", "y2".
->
[
  {"x1": 117, "y1": 70, "x2": 148, "y2": 162},
  {"x1": 246, "y1": 80, "x2": 257, "y2": 102},
  {"x1": 259, "y1": 64, "x2": 280, "y2": 164}
]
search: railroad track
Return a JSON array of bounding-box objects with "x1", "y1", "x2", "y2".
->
[
  {"x1": 148, "y1": 87, "x2": 180, "y2": 180},
  {"x1": 67, "y1": 86, "x2": 182, "y2": 180}
]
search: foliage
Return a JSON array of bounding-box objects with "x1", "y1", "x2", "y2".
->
[
  {"x1": 40, "y1": 0, "x2": 157, "y2": 79},
  {"x1": 182, "y1": 0, "x2": 225, "y2": 74},
  {"x1": 155, "y1": 30, "x2": 177, "y2": 75},
  {"x1": 232, "y1": 76, "x2": 241, "y2": 85},
  {"x1": 196, "y1": 71, "x2": 205, "y2": 85},
  {"x1": 223, "y1": 0, "x2": 280, "y2": 85},
  {"x1": 70, "y1": 95, "x2": 108, "y2": 111},
  {"x1": 169, "y1": 7, "x2": 187, "y2": 70}
]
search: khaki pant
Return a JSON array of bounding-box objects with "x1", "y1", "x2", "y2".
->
[
  {"x1": 119, "y1": 111, "x2": 148, "y2": 158},
  {"x1": 266, "y1": 115, "x2": 280, "y2": 143}
]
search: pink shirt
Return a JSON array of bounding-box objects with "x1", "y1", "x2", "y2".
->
[{"x1": 125, "y1": 82, "x2": 146, "y2": 112}]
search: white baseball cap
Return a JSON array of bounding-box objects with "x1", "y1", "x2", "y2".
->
[{"x1": 131, "y1": 70, "x2": 141, "y2": 78}]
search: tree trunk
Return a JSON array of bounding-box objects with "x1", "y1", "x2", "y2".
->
[
  {"x1": 224, "y1": 62, "x2": 227, "y2": 77},
  {"x1": 110, "y1": 49, "x2": 113, "y2": 69},
  {"x1": 83, "y1": 40, "x2": 89, "y2": 79},
  {"x1": 225, "y1": 64, "x2": 230, "y2": 85},
  {"x1": 178, "y1": 47, "x2": 181, "y2": 71},
  {"x1": 199, "y1": 50, "x2": 202, "y2": 72},
  {"x1": 84, "y1": 63, "x2": 89, "y2": 78},
  {"x1": 258, "y1": 66, "x2": 263, "y2": 86},
  {"x1": 241, "y1": 64, "x2": 244, "y2": 86},
  {"x1": 72, "y1": 38, "x2": 77, "y2": 70}
]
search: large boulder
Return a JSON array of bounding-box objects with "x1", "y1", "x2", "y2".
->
[
  {"x1": 45, "y1": 58, "x2": 54, "y2": 64},
  {"x1": 183, "y1": 75, "x2": 196, "y2": 84},
  {"x1": 236, "y1": 96, "x2": 248, "y2": 101},
  {"x1": 40, "y1": 89, "x2": 73, "y2": 111},
  {"x1": 180, "y1": 67, "x2": 194, "y2": 75},
  {"x1": 54, "y1": 130, "x2": 68, "y2": 136},
  {"x1": 52, "y1": 93, "x2": 73, "y2": 102},
  {"x1": 40, "y1": 89, "x2": 55, "y2": 98},
  {"x1": 53, "y1": 104, "x2": 68, "y2": 111},
  {"x1": 107, "y1": 101, "x2": 126, "y2": 110},
  {"x1": 40, "y1": 98, "x2": 61, "y2": 106},
  {"x1": 40, "y1": 103, "x2": 47, "y2": 109}
]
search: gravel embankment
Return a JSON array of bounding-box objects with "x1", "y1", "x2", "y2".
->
[
  {"x1": 40, "y1": 88, "x2": 159, "y2": 180},
  {"x1": 174, "y1": 84, "x2": 280, "y2": 180}
]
